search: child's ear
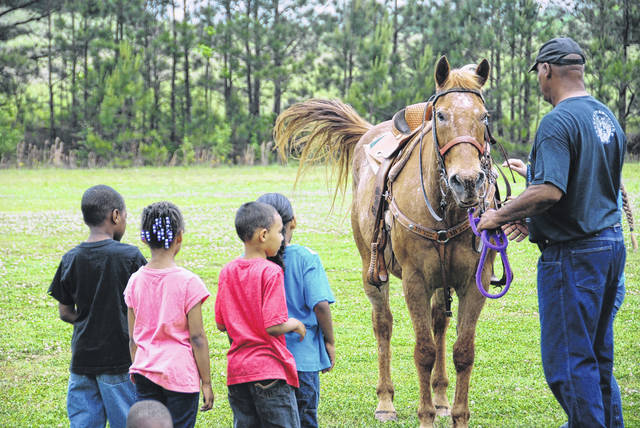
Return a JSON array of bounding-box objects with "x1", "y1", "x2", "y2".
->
[
  {"x1": 290, "y1": 216, "x2": 297, "y2": 231},
  {"x1": 175, "y1": 230, "x2": 183, "y2": 244},
  {"x1": 111, "y1": 209, "x2": 120, "y2": 225},
  {"x1": 258, "y1": 228, "x2": 268, "y2": 242}
]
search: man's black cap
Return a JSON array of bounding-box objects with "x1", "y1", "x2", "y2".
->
[{"x1": 529, "y1": 37, "x2": 585, "y2": 72}]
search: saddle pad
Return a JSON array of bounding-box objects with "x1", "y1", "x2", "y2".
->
[{"x1": 365, "y1": 132, "x2": 401, "y2": 174}]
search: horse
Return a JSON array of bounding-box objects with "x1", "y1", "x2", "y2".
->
[{"x1": 274, "y1": 56, "x2": 498, "y2": 428}]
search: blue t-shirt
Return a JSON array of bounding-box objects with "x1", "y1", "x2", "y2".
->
[
  {"x1": 283, "y1": 244, "x2": 335, "y2": 372},
  {"x1": 527, "y1": 96, "x2": 625, "y2": 243}
]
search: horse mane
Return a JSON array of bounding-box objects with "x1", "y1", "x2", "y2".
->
[{"x1": 438, "y1": 67, "x2": 483, "y2": 92}]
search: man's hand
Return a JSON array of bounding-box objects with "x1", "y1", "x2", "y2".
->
[
  {"x1": 477, "y1": 209, "x2": 502, "y2": 232},
  {"x1": 502, "y1": 158, "x2": 527, "y2": 178},
  {"x1": 502, "y1": 220, "x2": 529, "y2": 242},
  {"x1": 322, "y1": 342, "x2": 335, "y2": 373}
]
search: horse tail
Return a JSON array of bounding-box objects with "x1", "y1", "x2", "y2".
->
[{"x1": 274, "y1": 98, "x2": 372, "y2": 202}]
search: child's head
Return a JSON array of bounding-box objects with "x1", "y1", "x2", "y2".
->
[
  {"x1": 256, "y1": 193, "x2": 296, "y2": 268},
  {"x1": 140, "y1": 201, "x2": 184, "y2": 250},
  {"x1": 235, "y1": 201, "x2": 283, "y2": 258},
  {"x1": 126, "y1": 400, "x2": 172, "y2": 428},
  {"x1": 81, "y1": 185, "x2": 127, "y2": 241}
]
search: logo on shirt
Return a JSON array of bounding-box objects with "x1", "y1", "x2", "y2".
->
[{"x1": 592, "y1": 110, "x2": 614, "y2": 144}]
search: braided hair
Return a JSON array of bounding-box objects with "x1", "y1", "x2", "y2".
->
[
  {"x1": 140, "y1": 201, "x2": 184, "y2": 249},
  {"x1": 256, "y1": 193, "x2": 294, "y2": 270}
]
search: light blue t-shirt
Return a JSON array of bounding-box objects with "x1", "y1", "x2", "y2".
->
[{"x1": 283, "y1": 244, "x2": 335, "y2": 372}]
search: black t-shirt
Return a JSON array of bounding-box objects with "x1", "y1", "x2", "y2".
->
[
  {"x1": 527, "y1": 96, "x2": 625, "y2": 243},
  {"x1": 48, "y1": 239, "x2": 147, "y2": 374}
]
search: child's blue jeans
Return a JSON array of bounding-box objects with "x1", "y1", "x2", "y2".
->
[
  {"x1": 67, "y1": 371, "x2": 135, "y2": 428},
  {"x1": 228, "y1": 379, "x2": 300, "y2": 428},
  {"x1": 296, "y1": 371, "x2": 320, "y2": 428},
  {"x1": 132, "y1": 373, "x2": 199, "y2": 428},
  {"x1": 537, "y1": 225, "x2": 625, "y2": 428}
]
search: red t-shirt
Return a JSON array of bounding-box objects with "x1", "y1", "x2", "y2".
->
[{"x1": 215, "y1": 257, "x2": 298, "y2": 388}]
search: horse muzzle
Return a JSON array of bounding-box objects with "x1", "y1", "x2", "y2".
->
[{"x1": 448, "y1": 170, "x2": 486, "y2": 207}]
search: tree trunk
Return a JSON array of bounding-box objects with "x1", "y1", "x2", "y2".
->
[
  {"x1": 509, "y1": 28, "x2": 516, "y2": 142},
  {"x1": 272, "y1": 0, "x2": 282, "y2": 116},
  {"x1": 251, "y1": 0, "x2": 260, "y2": 117},
  {"x1": 71, "y1": 9, "x2": 78, "y2": 133},
  {"x1": 183, "y1": 0, "x2": 192, "y2": 131},
  {"x1": 617, "y1": 0, "x2": 629, "y2": 131},
  {"x1": 170, "y1": 0, "x2": 177, "y2": 143},
  {"x1": 244, "y1": 0, "x2": 253, "y2": 115},
  {"x1": 83, "y1": 14, "x2": 89, "y2": 122},
  {"x1": 223, "y1": 0, "x2": 232, "y2": 120},
  {"x1": 47, "y1": 8, "x2": 55, "y2": 143}
]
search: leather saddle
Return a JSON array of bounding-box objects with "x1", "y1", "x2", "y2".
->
[{"x1": 366, "y1": 103, "x2": 431, "y2": 288}]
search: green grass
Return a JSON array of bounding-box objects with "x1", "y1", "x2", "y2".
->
[{"x1": 0, "y1": 164, "x2": 638, "y2": 427}]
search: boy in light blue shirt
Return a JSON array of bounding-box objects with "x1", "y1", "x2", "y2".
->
[{"x1": 257, "y1": 193, "x2": 335, "y2": 428}]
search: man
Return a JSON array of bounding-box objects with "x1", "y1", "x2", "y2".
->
[{"x1": 478, "y1": 37, "x2": 626, "y2": 428}]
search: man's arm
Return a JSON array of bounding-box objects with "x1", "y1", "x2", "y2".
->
[
  {"x1": 478, "y1": 183, "x2": 563, "y2": 231},
  {"x1": 58, "y1": 303, "x2": 79, "y2": 324},
  {"x1": 314, "y1": 301, "x2": 335, "y2": 372}
]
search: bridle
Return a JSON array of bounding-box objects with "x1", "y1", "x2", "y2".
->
[{"x1": 417, "y1": 87, "x2": 495, "y2": 223}]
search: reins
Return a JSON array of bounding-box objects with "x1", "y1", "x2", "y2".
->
[{"x1": 468, "y1": 208, "x2": 514, "y2": 298}]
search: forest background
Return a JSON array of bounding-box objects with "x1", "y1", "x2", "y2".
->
[{"x1": 1, "y1": 0, "x2": 640, "y2": 168}]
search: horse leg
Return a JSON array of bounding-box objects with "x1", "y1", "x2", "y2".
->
[
  {"x1": 451, "y1": 287, "x2": 485, "y2": 428},
  {"x1": 431, "y1": 288, "x2": 451, "y2": 416},
  {"x1": 362, "y1": 270, "x2": 396, "y2": 422},
  {"x1": 403, "y1": 271, "x2": 437, "y2": 428}
]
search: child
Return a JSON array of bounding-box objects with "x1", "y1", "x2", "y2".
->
[
  {"x1": 257, "y1": 193, "x2": 336, "y2": 428},
  {"x1": 215, "y1": 201, "x2": 306, "y2": 428},
  {"x1": 124, "y1": 201, "x2": 213, "y2": 428},
  {"x1": 126, "y1": 400, "x2": 172, "y2": 428},
  {"x1": 48, "y1": 184, "x2": 146, "y2": 428}
]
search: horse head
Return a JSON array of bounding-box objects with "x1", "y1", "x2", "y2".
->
[{"x1": 431, "y1": 56, "x2": 491, "y2": 209}]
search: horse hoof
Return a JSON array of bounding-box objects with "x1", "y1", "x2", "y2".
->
[
  {"x1": 374, "y1": 410, "x2": 398, "y2": 422},
  {"x1": 435, "y1": 405, "x2": 451, "y2": 417}
]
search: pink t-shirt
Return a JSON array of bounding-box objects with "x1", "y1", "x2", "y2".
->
[
  {"x1": 124, "y1": 266, "x2": 210, "y2": 393},
  {"x1": 215, "y1": 258, "x2": 298, "y2": 388}
]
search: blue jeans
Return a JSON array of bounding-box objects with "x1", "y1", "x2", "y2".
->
[
  {"x1": 538, "y1": 226, "x2": 625, "y2": 428},
  {"x1": 228, "y1": 379, "x2": 300, "y2": 428},
  {"x1": 132, "y1": 374, "x2": 199, "y2": 428},
  {"x1": 610, "y1": 270, "x2": 626, "y2": 427},
  {"x1": 296, "y1": 371, "x2": 320, "y2": 428},
  {"x1": 67, "y1": 371, "x2": 135, "y2": 428}
]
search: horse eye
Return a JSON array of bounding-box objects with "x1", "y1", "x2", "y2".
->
[
  {"x1": 436, "y1": 111, "x2": 446, "y2": 122},
  {"x1": 481, "y1": 114, "x2": 489, "y2": 126}
]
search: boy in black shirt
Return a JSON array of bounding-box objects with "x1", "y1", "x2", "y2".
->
[{"x1": 48, "y1": 185, "x2": 147, "y2": 428}]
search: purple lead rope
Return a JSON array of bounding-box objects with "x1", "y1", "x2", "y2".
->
[{"x1": 468, "y1": 208, "x2": 513, "y2": 299}]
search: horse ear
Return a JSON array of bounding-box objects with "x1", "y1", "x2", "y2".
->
[
  {"x1": 475, "y1": 59, "x2": 490, "y2": 87},
  {"x1": 435, "y1": 56, "x2": 450, "y2": 88}
]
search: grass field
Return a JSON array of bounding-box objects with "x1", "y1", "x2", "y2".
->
[{"x1": 0, "y1": 164, "x2": 638, "y2": 427}]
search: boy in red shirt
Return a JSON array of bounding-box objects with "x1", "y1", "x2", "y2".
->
[{"x1": 215, "y1": 201, "x2": 306, "y2": 427}]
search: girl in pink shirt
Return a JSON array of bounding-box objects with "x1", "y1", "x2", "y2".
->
[{"x1": 125, "y1": 201, "x2": 213, "y2": 428}]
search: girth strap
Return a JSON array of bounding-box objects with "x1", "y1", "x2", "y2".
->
[
  {"x1": 387, "y1": 197, "x2": 471, "y2": 242},
  {"x1": 387, "y1": 196, "x2": 471, "y2": 317}
]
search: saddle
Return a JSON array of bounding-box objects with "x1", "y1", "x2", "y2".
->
[
  {"x1": 366, "y1": 103, "x2": 431, "y2": 288},
  {"x1": 364, "y1": 103, "x2": 429, "y2": 173}
]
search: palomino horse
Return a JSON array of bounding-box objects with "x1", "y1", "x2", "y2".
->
[{"x1": 274, "y1": 56, "x2": 498, "y2": 428}]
